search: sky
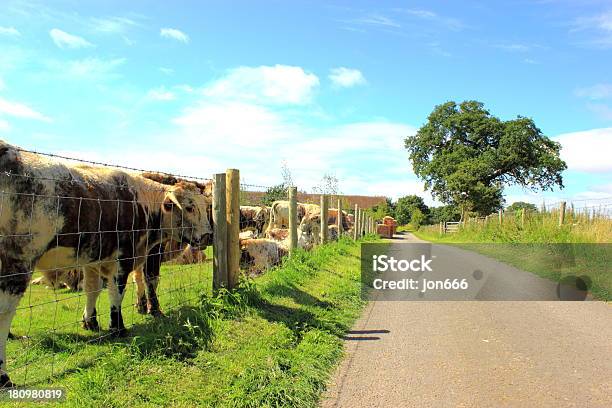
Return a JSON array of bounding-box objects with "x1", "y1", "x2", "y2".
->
[{"x1": 0, "y1": 0, "x2": 611, "y2": 208}]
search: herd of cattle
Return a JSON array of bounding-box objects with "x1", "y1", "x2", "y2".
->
[
  {"x1": 238, "y1": 201, "x2": 354, "y2": 274},
  {"x1": 0, "y1": 140, "x2": 358, "y2": 387}
]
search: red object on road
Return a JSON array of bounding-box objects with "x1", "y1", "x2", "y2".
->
[{"x1": 376, "y1": 217, "x2": 397, "y2": 238}]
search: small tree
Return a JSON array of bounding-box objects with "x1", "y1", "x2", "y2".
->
[
  {"x1": 312, "y1": 173, "x2": 340, "y2": 196},
  {"x1": 261, "y1": 184, "x2": 288, "y2": 206},
  {"x1": 395, "y1": 195, "x2": 429, "y2": 225},
  {"x1": 506, "y1": 201, "x2": 537, "y2": 213},
  {"x1": 370, "y1": 197, "x2": 395, "y2": 220},
  {"x1": 410, "y1": 208, "x2": 425, "y2": 229}
]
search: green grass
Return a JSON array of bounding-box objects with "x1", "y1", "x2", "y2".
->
[
  {"x1": 4, "y1": 236, "x2": 372, "y2": 407},
  {"x1": 414, "y1": 214, "x2": 611, "y2": 301}
]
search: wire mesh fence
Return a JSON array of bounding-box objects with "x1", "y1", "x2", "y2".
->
[
  {"x1": 1, "y1": 143, "x2": 377, "y2": 388},
  {"x1": 236, "y1": 182, "x2": 361, "y2": 276},
  {"x1": 1, "y1": 143, "x2": 214, "y2": 387}
]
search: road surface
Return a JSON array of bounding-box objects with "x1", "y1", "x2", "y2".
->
[{"x1": 322, "y1": 233, "x2": 611, "y2": 407}]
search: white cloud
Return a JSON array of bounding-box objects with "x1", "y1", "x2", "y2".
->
[
  {"x1": 0, "y1": 96, "x2": 50, "y2": 121},
  {"x1": 495, "y1": 43, "x2": 531, "y2": 52},
  {"x1": 62, "y1": 57, "x2": 126, "y2": 78},
  {"x1": 173, "y1": 101, "x2": 294, "y2": 147},
  {"x1": 170, "y1": 91, "x2": 417, "y2": 196},
  {"x1": 329, "y1": 67, "x2": 366, "y2": 88},
  {"x1": 587, "y1": 103, "x2": 612, "y2": 120},
  {"x1": 575, "y1": 83, "x2": 612, "y2": 100},
  {"x1": 160, "y1": 28, "x2": 189, "y2": 43},
  {"x1": 91, "y1": 17, "x2": 139, "y2": 34},
  {"x1": 0, "y1": 26, "x2": 20, "y2": 37},
  {"x1": 0, "y1": 119, "x2": 9, "y2": 131},
  {"x1": 203, "y1": 65, "x2": 320, "y2": 105},
  {"x1": 146, "y1": 87, "x2": 175, "y2": 101},
  {"x1": 571, "y1": 11, "x2": 612, "y2": 48},
  {"x1": 347, "y1": 14, "x2": 400, "y2": 28},
  {"x1": 555, "y1": 128, "x2": 612, "y2": 173},
  {"x1": 396, "y1": 8, "x2": 465, "y2": 30},
  {"x1": 49, "y1": 28, "x2": 93, "y2": 49},
  {"x1": 587, "y1": 104, "x2": 612, "y2": 120},
  {"x1": 159, "y1": 67, "x2": 174, "y2": 75}
]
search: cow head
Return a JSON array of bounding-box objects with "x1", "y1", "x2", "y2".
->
[
  {"x1": 297, "y1": 213, "x2": 321, "y2": 250},
  {"x1": 161, "y1": 182, "x2": 213, "y2": 248}
]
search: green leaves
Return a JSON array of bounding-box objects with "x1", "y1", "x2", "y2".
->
[{"x1": 405, "y1": 100, "x2": 566, "y2": 215}]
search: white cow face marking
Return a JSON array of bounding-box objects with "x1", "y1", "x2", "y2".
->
[{"x1": 161, "y1": 185, "x2": 213, "y2": 247}]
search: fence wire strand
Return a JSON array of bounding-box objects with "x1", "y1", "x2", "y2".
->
[{"x1": 1, "y1": 143, "x2": 375, "y2": 389}]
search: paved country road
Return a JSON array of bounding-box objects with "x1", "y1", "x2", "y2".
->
[{"x1": 322, "y1": 233, "x2": 611, "y2": 408}]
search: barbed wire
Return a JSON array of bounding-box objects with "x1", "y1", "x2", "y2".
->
[{"x1": 15, "y1": 146, "x2": 213, "y2": 182}]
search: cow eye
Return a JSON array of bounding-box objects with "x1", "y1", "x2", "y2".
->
[
  {"x1": 163, "y1": 202, "x2": 174, "y2": 211},
  {"x1": 185, "y1": 206, "x2": 195, "y2": 213}
]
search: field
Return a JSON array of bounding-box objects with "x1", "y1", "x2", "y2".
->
[
  {"x1": 414, "y1": 209, "x2": 611, "y2": 300},
  {"x1": 5, "y1": 236, "x2": 371, "y2": 407}
]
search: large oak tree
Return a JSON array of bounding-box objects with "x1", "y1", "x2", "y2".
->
[{"x1": 405, "y1": 101, "x2": 566, "y2": 217}]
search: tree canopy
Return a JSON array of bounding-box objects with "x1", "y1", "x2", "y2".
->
[
  {"x1": 506, "y1": 201, "x2": 538, "y2": 213},
  {"x1": 405, "y1": 101, "x2": 566, "y2": 216},
  {"x1": 428, "y1": 205, "x2": 461, "y2": 224},
  {"x1": 395, "y1": 195, "x2": 429, "y2": 225}
]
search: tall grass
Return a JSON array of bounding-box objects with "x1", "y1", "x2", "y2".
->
[
  {"x1": 4, "y1": 236, "x2": 374, "y2": 407},
  {"x1": 418, "y1": 207, "x2": 612, "y2": 243}
]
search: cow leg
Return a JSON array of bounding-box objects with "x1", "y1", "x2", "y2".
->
[
  {"x1": 0, "y1": 292, "x2": 21, "y2": 388},
  {"x1": 0, "y1": 260, "x2": 30, "y2": 388},
  {"x1": 132, "y1": 268, "x2": 147, "y2": 315},
  {"x1": 82, "y1": 267, "x2": 101, "y2": 331},
  {"x1": 144, "y1": 246, "x2": 163, "y2": 317},
  {"x1": 108, "y1": 269, "x2": 129, "y2": 336}
]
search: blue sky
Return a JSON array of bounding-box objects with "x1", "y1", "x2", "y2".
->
[{"x1": 0, "y1": 0, "x2": 611, "y2": 207}]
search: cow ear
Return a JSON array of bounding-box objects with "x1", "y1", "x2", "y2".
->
[{"x1": 164, "y1": 192, "x2": 183, "y2": 211}]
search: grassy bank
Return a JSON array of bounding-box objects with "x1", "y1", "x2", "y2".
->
[
  {"x1": 413, "y1": 211, "x2": 611, "y2": 300},
  {"x1": 6, "y1": 237, "x2": 372, "y2": 407}
]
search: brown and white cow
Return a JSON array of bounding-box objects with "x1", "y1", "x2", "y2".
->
[
  {"x1": 266, "y1": 201, "x2": 320, "y2": 232},
  {"x1": 132, "y1": 173, "x2": 212, "y2": 317},
  {"x1": 240, "y1": 205, "x2": 270, "y2": 237},
  {"x1": 239, "y1": 238, "x2": 288, "y2": 275},
  {"x1": 327, "y1": 209, "x2": 350, "y2": 232},
  {"x1": 0, "y1": 140, "x2": 212, "y2": 387},
  {"x1": 31, "y1": 269, "x2": 84, "y2": 292},
  {"x1": 267, "y1": 200, "x2": 303, "y2": 231}
]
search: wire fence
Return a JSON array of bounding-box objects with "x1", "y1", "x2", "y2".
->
[
  {"x1": 0, "y1": 143, "x2": 375, "y2": 388},
  {"x1": 1, "y1": 144, "x2": 214, "y2": 387}
]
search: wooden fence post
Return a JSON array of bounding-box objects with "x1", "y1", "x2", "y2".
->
[
  {"x1": 359, "y1": 210, "x2": 366, "y2": 237},
  {"x1": 320, "y1": 194, "x2": 328, "y2": 244},
  {"x1": 521, "y1": 208, "x2": 526, "y2": 228},
  {"x1": 337, "y1": 198, "x2": 342, "y2": 235},
  {"x1": 354, "y1": 204, "x2": 359, "y2": 240},
  {"x1": 212, "y1": 173, "x2": 228, "y2": 291},
  {"x1": 439, "y1": 221, "x2": 443, "y2": 235},
  {"x1": 289, "y1": 187, "x2": 298, "y2": 254},
  {"x1": 498, "y1": 209, "x2": 503, "y2": 224},
  {"x1": 226, "y1": 169, "x2": 240, "y2": 290},
  {"x1": 559, "y1": 201, "x2": 566, "y2": 226}
]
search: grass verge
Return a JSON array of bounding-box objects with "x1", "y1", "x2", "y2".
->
[{"x1": 5, "y1": 236, "x2": 371, "y2": 407}]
